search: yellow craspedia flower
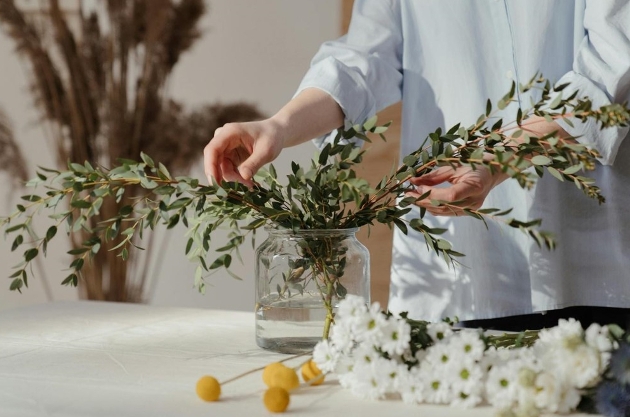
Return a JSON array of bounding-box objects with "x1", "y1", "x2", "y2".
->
[
  {"x1": 301, "y1": 359, "x2": 324, "y2": 386},
  {"x1": 196, "y1": 375, "x2": 221, "y2": 402},
  {"x1": 269, "y1": 366, "x2": 300, "y2": 391},
  {"x1": 263, "y1": 387, "x2": 290, "y2": 413},
  {"x1": 262, "y1": 362, "x2": 286, "y2": 386}
]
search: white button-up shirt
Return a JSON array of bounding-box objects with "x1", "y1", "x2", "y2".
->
[{"x1": 296, "y1": 0, "x2": 630, "y2": 321}]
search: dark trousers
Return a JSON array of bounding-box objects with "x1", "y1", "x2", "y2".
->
[{"x1": 459, "y1": 306, "x2": 630, "y2": 332}]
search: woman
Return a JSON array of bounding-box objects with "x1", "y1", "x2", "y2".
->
[{"x1": 204, "y1": 0, "x2": 630, "y2": 329}]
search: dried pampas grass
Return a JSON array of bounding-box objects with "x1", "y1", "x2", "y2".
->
[{"x1": 0, "y1": 0, "x2": 263, "y2": 302}]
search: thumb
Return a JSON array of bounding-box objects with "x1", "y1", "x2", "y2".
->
[{"x1": 238, "y1": 148, "x2": 272, "y2": 181}]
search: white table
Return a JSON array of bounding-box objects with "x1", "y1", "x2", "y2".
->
[{"x1": 0, "y1": 302, "x2": 595, "y2": 417}]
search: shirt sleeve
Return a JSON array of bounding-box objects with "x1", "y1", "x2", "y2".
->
[
  {"x1": 556, "y1": 0, "x2": 630, "y2": 165},
  {"x1": 295, "y1": 0, "x2": 403, "y2": 148}
]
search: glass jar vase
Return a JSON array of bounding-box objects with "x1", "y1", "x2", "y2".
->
[{"x1": 255, "y1": 228, "x2": 370, "y2": 353}]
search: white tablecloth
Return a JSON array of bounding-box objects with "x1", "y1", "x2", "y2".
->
[{"x1": 0, "y1": 301, "x2": 596, "y2": 417}]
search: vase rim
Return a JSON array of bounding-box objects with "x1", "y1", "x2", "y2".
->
[{"x1": 264, "y1": 226, "x2": 359, "y2": 235}]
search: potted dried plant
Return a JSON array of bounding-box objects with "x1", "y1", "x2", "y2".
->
[{"x1": 0, "y1": 0, "x2": 262, "y2": 302}]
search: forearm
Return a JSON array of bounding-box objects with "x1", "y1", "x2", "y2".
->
[{"x1": 270, "y1": 88, "x2": 345, "y2": 148}]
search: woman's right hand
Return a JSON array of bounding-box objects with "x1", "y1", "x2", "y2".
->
[{"x1": 203, "y1": 119, "x2": 286, "y2": 187}]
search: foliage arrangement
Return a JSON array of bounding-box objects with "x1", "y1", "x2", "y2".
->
[
  {"x1": 0, "y1": 0, "x2": 262, "y2": 302},
  {"x1": 311, "y1": 295, "x2": 630, "y2": 417},
  {"x1": 1, "y1": 75, "x2": 629, "y2": 334}
]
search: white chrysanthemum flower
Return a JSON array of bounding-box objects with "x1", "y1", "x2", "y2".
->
[
  {"x1": 449, "y1": 360, "x2": 484, "y2": 408},
  {"x1": 533, "y1": 371, "x2": 561, "y2": 412},
  {"x1": 424, "y1": 342, "x2": 456, "y2": 369},
  {"x1": 313, "y1": 339, "x2": 339, "y2": 373},
  {"x1": 533, "y1": 370, "x2": 580, "y2": 414},
  {"x1": 427, "y1": 322, "x2": 453, "y2": 343},
  {"x1": 566, "y1": 344, "x2": 602, "y2": 388},
  {"x1": 338, "y1": 368, "x2": 358, "y2": 389},
  {"x1": 451, "y1": 330, "x2": 485, "y2": 361},
  {"x1": 486, "y1": 361, "x2": 521, "y2": 409},
  {"x1": 585, "y1": 323, "x2": 615, "y2": 352},
  {"x1": 330, "y1": 321, "x2": 354, "y2": 355},
  {"x1": 336, "y1": 294, "x2": 368, "y2": 322},
  {"x1": 396, "y1": 366, "x2": 425, "y2": 404},
  {"x1": 556, "y1": 385, "x2": 581, "y2": 414},
  {"x1": 537, "y1": 318, "x2": 584, "y2": 351},
  {"x1": 352, "y1": 302, "x2": 389, "y2": 346},
  {"x1": 349, "y1": 357, "x2": 397, "y2": 400},
  {"x1": 334, "y1": 353, "x2": 354, "y2": 376},
  {"x1": 421, "y1": 363, "x2": 453, "y2": 404},
  {"x1": 379, "y1": 318, "x2": 411, "y2": 356},
  {"x1": 352, "y1": 343, "x2": 379, "y2": 367}
]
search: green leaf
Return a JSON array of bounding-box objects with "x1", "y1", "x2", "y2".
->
[
  {"x1": 61, "y1": 274, "x2": 78, "y2": 286},
  {"x1": 21, "y1": 195, "x2": 41, "y2": 202},
  {"x1": 531, "y1": 155, "x2": 551, "y2": 166},
  {"x1": 68, "y1": 248, "x2": 89, "y2": 255},
  {"x1": 547, "y1": 167, "x2": 564, "y2": 182},
  {"x1": 46, "y1": 226, "x2": 57, "y2": 241},
  {"x1": 140, "y1": 152, "x2": 155, "y2": 167},
  {"x1": 11, "y1": 235, "x2": 23, "y2": 252},
  {"x1": 336, "y1": 282, "x2": 347, "y2": 297},
  {"x1": 363, "y1": 115, "x2": 378, "y2": 131},
  {"x1": 71, "y1": 200, "x2": 91, "y2": 209},
  {"x1": 10, "y1": 278, "x2": 23, "y2": 292},
  {"x1": 24, "y1": 248, "x2": 38, "y2": 262}
]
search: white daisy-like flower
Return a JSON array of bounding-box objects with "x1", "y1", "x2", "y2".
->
[
  {"x1": 427, "y1": 321, "x2": 454, "y2": 343},
  {"x1": 555, "y1": 385, "x2": 581, "y2": 414},
  {"x1": 352, "y1": 343, "x2": 380, "y2": 367},
  {"x1": 313, "y1": 339, "x2": 339, "y2": 373},
  {"x1": 450, "y1": 329, "x2": 485, "y2": 361},
  {"x1": 396, "y1": 366, "x2": 425, "y2": 404},
  {"x1": 334, "y1": 352, "x2": 355, "y2": 376},
  {"x1": 449, "y1": 360, "x2": 484, "y2": 408},
  {"x1": 421, "y1": 362, "x2": 453, "y2": 405},
  {"x1": 424, "y1": 342, "x2": 456, "y2": 369},
  {"x1": 330, "y1": 321, "x2": 355, "y2": 355},
  {"x1": 533, "y1": 371, "x2": 561, "y2": 412},
  {"x1": 537, "y1": 318, "x2": 584, "y2": 351},
  {"x1": 486, "y1": 360, "x2": 521, "y2": 409},
  {"x1": 348, "y1": 357, "x2": 397, "y2": 400},
  {"x1": 585, "y1": 323, "x2": 615, "y2": 352},
  {"x1": 336, "y1": 294, "x2": 368, "y2": 322},
  {"x1": 351, "y1": 302, "x2": 388, "y2": 346},
  {"x1": 379, "y1": 317, "x2": 411, "y2": 356},
  {"x1": 565, "y1": 344, "x2": 601, "y2": 388}
]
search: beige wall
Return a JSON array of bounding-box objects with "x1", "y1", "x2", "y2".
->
[{"x1": 0, "y1": 0, "x2": 341, "y2": 311}]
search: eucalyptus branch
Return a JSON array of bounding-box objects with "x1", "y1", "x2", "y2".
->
[{"x1": 2, "y1": 75, "x2": 629, "y2": 293}]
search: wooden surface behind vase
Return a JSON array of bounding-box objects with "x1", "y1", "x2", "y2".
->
[{"x1": 342, "y1": 0, "x2": 402, "y2": 308}]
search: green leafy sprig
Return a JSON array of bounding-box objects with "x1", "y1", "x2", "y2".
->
[{"x1": 2, "y1": 74, "x2": 629, "y2": 294}]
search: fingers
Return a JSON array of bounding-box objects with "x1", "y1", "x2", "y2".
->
[
  {"x1": 415, "y1": 180, "x2": 479, "y2": 203},
  {"x1": 204, "y1": 127, "x2": 229, "y2": 185},
  {"x1": 409, "y1": 166, "x2": 456, "y2": 186},
  {"x1": 406, "y1": 189, "x2": 484, "y2": 216}
]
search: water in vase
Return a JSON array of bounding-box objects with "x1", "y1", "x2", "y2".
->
[{"x1": 256, "y1": 293, "x2": 332, "y2": 354}]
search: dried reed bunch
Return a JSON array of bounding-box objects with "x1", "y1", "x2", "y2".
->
[{"x1": 0, "y1": 0, "x2": 263, "y2": 302}]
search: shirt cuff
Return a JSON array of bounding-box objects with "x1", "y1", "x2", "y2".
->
[{"x1": 294, "y1": 56, "x2": 375, "y2": 149}]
